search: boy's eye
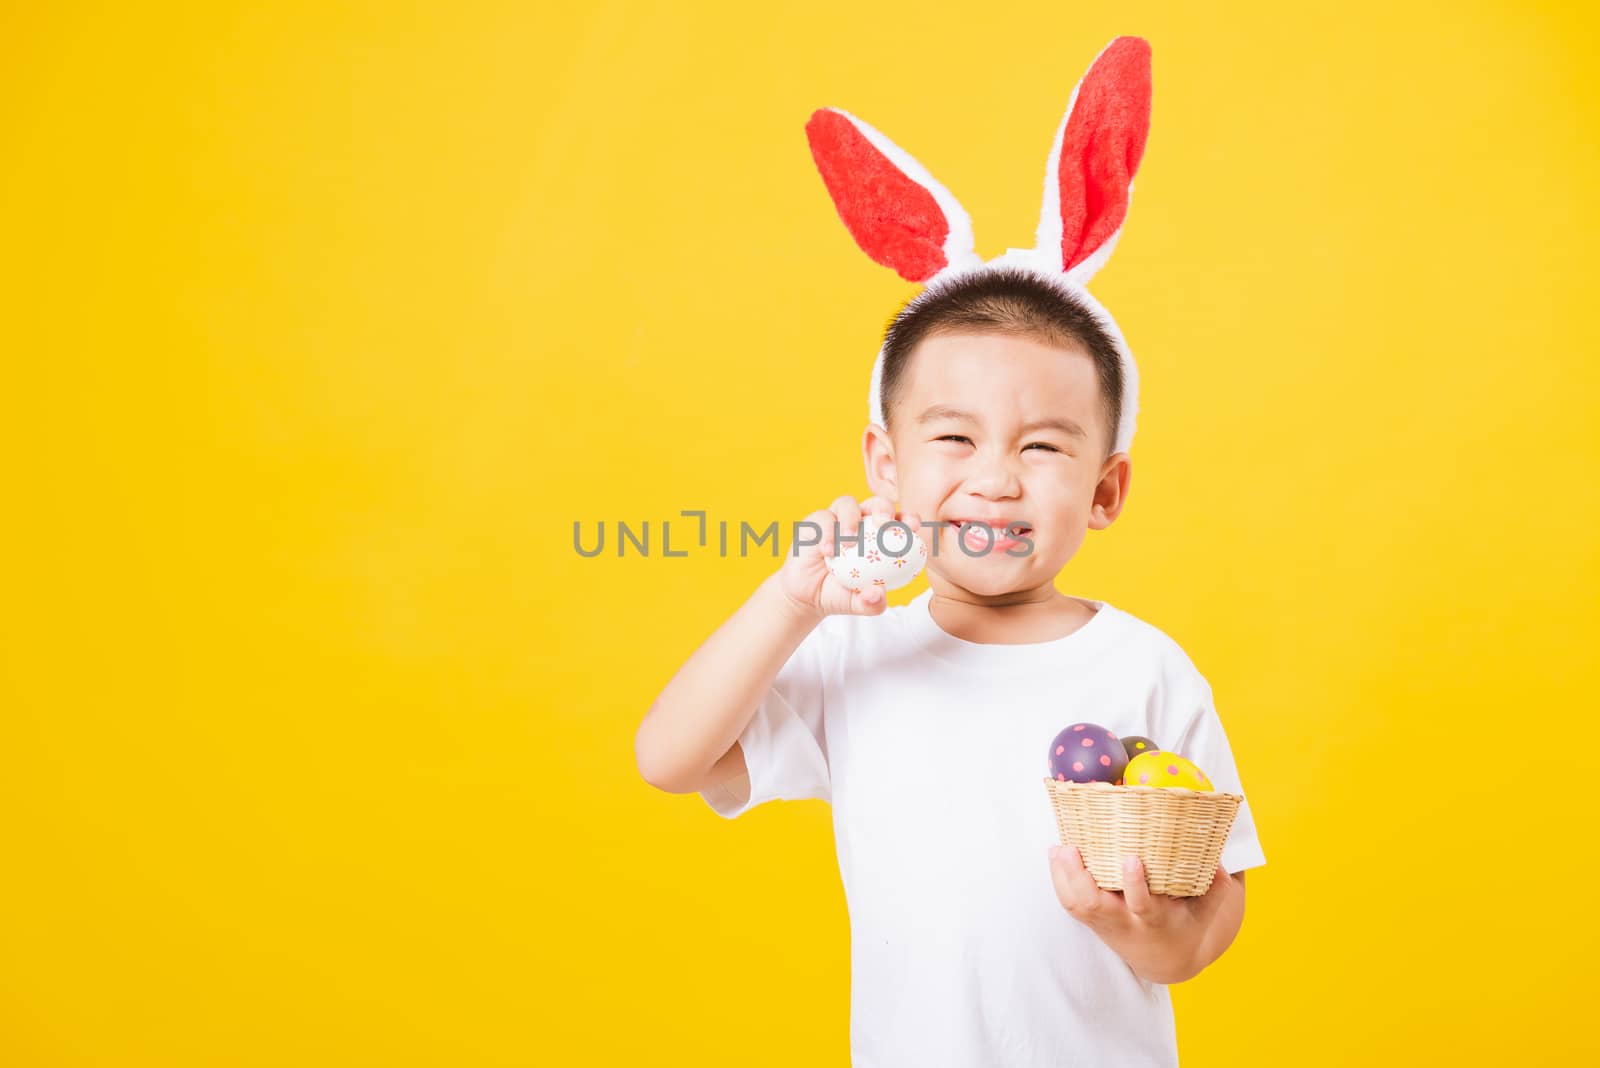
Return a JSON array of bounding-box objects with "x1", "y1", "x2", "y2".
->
[{"x1": 936, "y1": 435, "x2": 1063, "y2": 453}]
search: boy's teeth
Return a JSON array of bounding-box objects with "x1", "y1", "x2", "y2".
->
[{"x1": 948, "y1": 519, "x2": 1030, "y2": 531}]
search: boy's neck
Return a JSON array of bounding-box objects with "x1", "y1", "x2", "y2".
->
[{"x1": 926, "y1": 581, "x2": 1098, "y2": 645}]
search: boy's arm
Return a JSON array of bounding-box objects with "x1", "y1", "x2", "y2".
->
[
  {"x1": 636, "y1": 496, "x2": 909, "y2": 798},
  {"x1": 1190, "y1": 871, "x2": 1245, "y2": 977},
  {"x1": 635, "y1": 571, "x2": 822, "y2": 795}
]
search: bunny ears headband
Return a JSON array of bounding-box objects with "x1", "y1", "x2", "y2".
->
[{"x1": 803, "y1": 35, "x2": 1152, "y2": 455}]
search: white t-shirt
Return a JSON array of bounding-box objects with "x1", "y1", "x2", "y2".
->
[{"x1": 700, "y1": 588, "x2": 1266, "y2": 1068}]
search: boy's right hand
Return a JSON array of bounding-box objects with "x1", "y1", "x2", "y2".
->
[{"x1": 776, "y1": 496, "x2": 923, "y2": 620}]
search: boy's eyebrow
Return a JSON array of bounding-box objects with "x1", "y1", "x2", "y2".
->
[
  {"x1": 917, "y1": 404, "x2": 975, "y2": 425},
  {"x1": 917, "y1": 405, "x2": 1088, "y2": 439}
]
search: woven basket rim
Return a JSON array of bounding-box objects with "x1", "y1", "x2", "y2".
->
[{"x1": 1042, "y1": 775, "x2": 1241, "y2": 802}]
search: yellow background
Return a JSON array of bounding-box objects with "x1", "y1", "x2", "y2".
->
[{"x1": 3, "y1": 2, "x2": 1597, "y2": 1063}]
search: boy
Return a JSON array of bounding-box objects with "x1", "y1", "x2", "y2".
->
[{"x1": 636, "y1": 37, "x2": 1265, "y2": 1066}]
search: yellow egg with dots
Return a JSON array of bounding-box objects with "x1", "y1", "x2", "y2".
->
[{"x1": 1125, "y1": 751, "x2": 1213, "y2": 791}]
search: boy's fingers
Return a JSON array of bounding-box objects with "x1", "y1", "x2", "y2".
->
[
  {"x1": 829, "y1": 495, "x2": 862, "y2": 535},
  {"x1": 852, "y1": 585, "x2": 885, "y2": 614},
  {"x1": 859, "y1": 495, "x2": 895, "y2": 521},
  {"x1": 1048, "y1": 844, "x2": 1098, "y2": 914},
  {"x1": 1121, "y1": 856, "x2": 1156, "y2": 917},
  {"x1": 799, "y1": 509, "x2": 835, "y2": 559},
  {"x1": 1047, "y1": 849, "x2": 1077, "y2": 910}
]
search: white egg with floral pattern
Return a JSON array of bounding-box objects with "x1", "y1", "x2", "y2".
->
[{"x1": 825, "y1": 515, "x2": 927, "y2": 593}]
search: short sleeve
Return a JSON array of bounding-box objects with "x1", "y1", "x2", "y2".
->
[
  {"x1": 1163, "y1": 664, "x2": 1267, "y2": 875},
  {"x1": 699, "y1": 621, "x2": 833, "y2": 819}
]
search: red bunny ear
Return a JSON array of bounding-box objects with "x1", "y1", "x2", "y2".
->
[
  {"x1": 805, "y1": 108, "x2": 976, "y2": 283},
  {"x1": 1036, "y1": 36, "x2": 1152, "y2": 282}
]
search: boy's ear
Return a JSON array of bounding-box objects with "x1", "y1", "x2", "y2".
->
[
  {"x1": 1087, "y1": 452, "x2": 1132, "y2": 529},
  {"x1": 862, "y1": 423, "x2": 899, "y2": 499}
]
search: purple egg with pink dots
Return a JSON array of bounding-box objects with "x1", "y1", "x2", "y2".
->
[{"x1": 1047, "y1": 722, "x2": 1130, "y2": 784}]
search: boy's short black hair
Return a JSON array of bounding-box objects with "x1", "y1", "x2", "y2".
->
[{"x1": 879, "y1": 267, "x2": 1124, "y2": 458}]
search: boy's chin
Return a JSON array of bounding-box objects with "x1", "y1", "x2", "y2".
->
[{"x1": 933, "y1": 559, "x2": 1054, "y2": 598}]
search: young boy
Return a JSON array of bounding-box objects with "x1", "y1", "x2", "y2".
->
[
  {"x1": 636, "y1": 36, "x2": 1265, "y2": 1066},
  {"x1": 635, "y1": 269, "x2": 1266, "y2": 1068}
]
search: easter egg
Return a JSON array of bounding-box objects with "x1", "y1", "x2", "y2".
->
[
  {"x1": 825, "y1": 515, "x2": 928, "y2": 593},
  {"x1": 1125, "y1": 751, "x2": 1213, "y2": 791},
  {"x1": 1047, "y1": 722, "x2": 1130, "y2": 784},
  {"x1": 1120, "y1": 735, "x2": 1160, "y2": 760}
]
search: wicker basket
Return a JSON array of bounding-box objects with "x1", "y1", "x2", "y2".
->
[{"x1": 1044, "y1": 777, "x2": 1241, "y2": 897}]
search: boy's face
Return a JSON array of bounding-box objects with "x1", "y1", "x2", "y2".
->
[{"x1": 864, "y1": 330, "x2": 1131, "y2": 599}]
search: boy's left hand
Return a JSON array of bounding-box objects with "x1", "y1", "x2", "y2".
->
[{"x1": 1047, "y1": 843, "x2": 1243, "y2": 985}]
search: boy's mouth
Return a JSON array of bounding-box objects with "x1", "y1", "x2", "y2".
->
[
  {"x1": 948, "y1": 518, "x2": 1033, "y2": 534},
  {"x1": 947, "y1": 518, "x2": 1034, "y2": 554}
]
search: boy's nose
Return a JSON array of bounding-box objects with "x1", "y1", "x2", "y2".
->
[{"x1": 965, "y1": 456, "x2": 1023, "y2": 499}]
